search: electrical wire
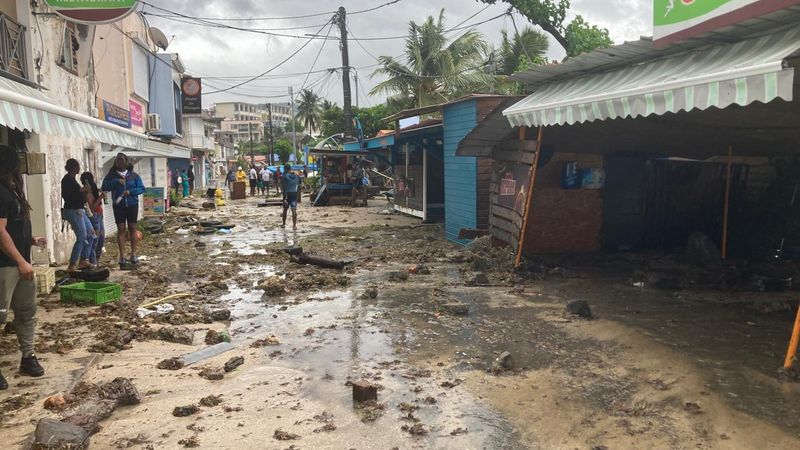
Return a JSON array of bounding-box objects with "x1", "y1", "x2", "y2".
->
[
  {"x1": 205, "y1": 19, "x2": 335, "y2": 94},
  {"x1": 349, "y1": 0, "x2": 403, "y2": 15},
  {"x1": 295, "y1": 21, "x2": 335, "y2": 97},
  {"x1": 140, "y1": 0, "x2": 401, "y2": 22},
  {"x1": 142, "y1": 13, "x2": 332, "y2": 31}
]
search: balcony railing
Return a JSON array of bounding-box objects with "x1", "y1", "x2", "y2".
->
[{"x1": 0, "y1": 13, "x2": 28, "y2": 81}]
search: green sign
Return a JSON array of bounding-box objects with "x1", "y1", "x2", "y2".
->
[
  {"x1": 654, "y1": 0, "x2": 800, "y2": 45},
  {"x1": 45, "y1": 0, "x2": 139, "y2": 24}
]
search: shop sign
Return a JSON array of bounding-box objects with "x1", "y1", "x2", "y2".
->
[
  {"x1": 129, "y1": 100, "x2": 143, "y2": 128},
  {"x1": 654, "y1": 0, "x2": 800, "y2": 46},
  {"x1": 143, "y1": 187, "x2": 165, "y2": 217},
  {"x1": 44, "y1": 0, "x2": 139, "y2": 24},
  {"x1": 181, "y1": 77, "x2": 202, "y2": 114},
  {"x1": 100, "y1": 100, "x2": 131, "y2": 128}
]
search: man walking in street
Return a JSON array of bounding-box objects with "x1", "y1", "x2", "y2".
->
[
  {"x1": 281, "y1": 164, "x2": 301, "y2": 230},
  {"x1": 248, "y1": 165, "x2": 258, "y2": 197},
  {"x1": 0, "y1": 145, "x2": 48, "y2": 388}
]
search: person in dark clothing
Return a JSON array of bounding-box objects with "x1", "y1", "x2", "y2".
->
[
  {"x1": 226, "y1": 166, "x2": 236, "y2": 199},
  {"x1": 62, "y1": 159, "x2": 95, "y2": 272},
  {"x1": 187, "y1": 165, "x2": 195, "y2": 196},
  {"x1": 0, "y1": 145, "x2": 48, "y2": 389},
  {"x1": 81, "y1": 172, "x2": 104, "y2": 266},
  {"x1": 101, "y1": 153, "x2": 145, "y2": 267}
]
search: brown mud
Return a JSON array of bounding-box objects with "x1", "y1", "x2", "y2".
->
[{"x1": 0, "y1": 194, "x2": 798, "y2": 449}]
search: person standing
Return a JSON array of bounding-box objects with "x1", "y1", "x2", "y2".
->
[
  {"x1": 181, "y1": 169, "x2": 190, "y2": 198},
  {"x1": 102, "y1": 153, "x2": 145, "y2": 268},
  {"x1": 274, "y1": 167, "x2": 283, "y2": 197},
  {"x1": 80, "y1": 172, "x2": 104, "y2": 267},
  {"x1": 62, "y1": 159, "x2": 95, "y2": 272},
  {"x1": 0, "y1": 145, "x2": 47, "y2": 388},
  {"x1": 261, "y1": 166, "x2": 272, "y2": 197},
  {"x1": 226, "y1": 166, "x2": 236, "y2": 199},
  {"x1": 281, "y1": 164, "x2": 301, "y2": 230},
  {"x1": 248, "y1": 165, "x2": 258, "y2": 197},
  {"x1": 187, "y1": 165, "x2": 195, "y2": 196}
]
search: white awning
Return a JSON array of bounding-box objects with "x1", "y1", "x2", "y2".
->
[
  {"x1": 0, "y1": 76, "x2": 147, "y2": 149},
  {"x1": 504, "y1": 24, "x2": 800, "y2": 128},
  {"x1": 101, "y1": 140, "x2": 190, "y2": 165}
]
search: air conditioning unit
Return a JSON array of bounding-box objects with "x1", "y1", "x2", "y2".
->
[{"x1": 147, "y1": 113, "x2": 161, "y2": 132}]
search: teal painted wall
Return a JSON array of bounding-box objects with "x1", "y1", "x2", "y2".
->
[{"x1": 443, "y1": 99, "x2": 477, "y2": 245}]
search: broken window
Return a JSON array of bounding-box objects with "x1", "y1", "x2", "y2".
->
[{"x1": 59, "y1": 21, "x2": 79, "y2": 73}]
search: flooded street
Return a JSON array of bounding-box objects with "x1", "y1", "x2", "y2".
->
[{"x1": 1, "y1": 197, "x2": 799, "y2": 449}]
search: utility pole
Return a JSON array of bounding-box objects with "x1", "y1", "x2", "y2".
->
[
  {"x1": 248, "y1": 122, "x2": 254, "y2": 167},
  {"x1": 289, "y1": 87, "x2": 297, "y2": 157},
  {"x1": 354, "y1": 71, "x2": 359, "y2": 109},
  {"x1": 267, "y1": 103, "x2": 274, "y2": 166},
  {"x1": 337, "y1": 6, "x2": 353, "y2": 139}
]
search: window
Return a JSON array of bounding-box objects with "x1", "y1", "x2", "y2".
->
[
  {"x1": 173, "y1": 83, "x2": 182, "y2": 135},
  {"x1": 132, "y1": 46, "x2": 150, "y2": 99},
  {"x1": 59, "y1": 21, "x2": 79, "y2": 73}
]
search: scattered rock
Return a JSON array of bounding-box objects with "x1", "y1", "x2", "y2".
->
[
  {"x1": 178, "y1": 436, "x2": 200, "y2": 447},
  {"x1": 401, "y1": 423, "x2": 429, "y2": 436},
  {"x1": 450, "y1": 427, "x2": 468, "y2": 436},
  {"x1": 62, "y1": 399, "x2": 117, "y2": 433},
  {"x1": 199, "y1": 395, "x2": 222, "y2": 407},
  {"x1": 566, "y1": 300, "x2": 592, "y2": 319},
  {"x1": 157, "y1": 357, "x2": 185, "y2": 370},
  {"x1": 223, "y1": 356, "x2": 244, "y2": 373},
  {"x1": 34, "y1": 419, "x2": 89, "y2": 449},
  {"x1": 199, "y1": 368, "x2": 224, "y2": 381},
  {"x1": 206, "y1": 309, "x2": 231, "y2": 321},
  {"x1": 204, "y1": 330, "x2": 229, "y2": 345},
  {"x1": 423, "y1": 397, "x2": 437, "y2": 405},
  {"x1": 398, "y1": 402, "x2": 419, "y2": 412},
  {"x1": 440, "y1": 303, "x2": 469, "y2": 316},
  {"x1": 352, "y1": 380, "x2": 378, "y2": 403},
  {"x1": 440, "y1": 379, "x2": 463, "y2": 389},
  {"x1": 99, "y1": 378, "x2": 141, "y2": 406},
  {"x1": 257, "y1": 276, "x2": 288, "y2": 296},
  {"x1": 173, "y1": 405, "x2": 200, "y2": 417},
  {"x1": 684, "y1": 402, "x2": 702, "y2": 414},
  {"x1": 303, "y1": 328, "x2": 315, "y2": 337},
  {"x1": 201, "y1": 201, "x2": 216, "y2": 210},
  {"x1": 284, "y1": 246, "x2": 304, "y2": 256},
  {"x1": 467, "y1": 273, "x2": 489, "y2": 286},
  {"x1": 251, "y1": 335, "x2": 280, "y2": 347},
  {"x1": 313, "y1": 423, "x2": 337, "y2": 433},
  {"x1": 355, "y1": 400, "x2": 386, "y2": 423},
  {"x1": 157, "y1": 327, "x2": 194, "y2": 345},
  {"x1": 388, "y1": 271, "x2": 409, "y2": 282},
  {"x1": 409, "y1": 265, "x2": 431, "y2": 275},
  {"x1": 492, "y1": 351, "x2": 514, "y2": 371},
  {"x1": 359, "y1": 286, "x2": 379, "y2": 299},
  {"x1": 273, "y1": 429, "x2": 300, "y2": 440}
]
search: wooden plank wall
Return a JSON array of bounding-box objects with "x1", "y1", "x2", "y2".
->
[{"x1": 489, "y1": 142, "x2": 533, "y2": 249}]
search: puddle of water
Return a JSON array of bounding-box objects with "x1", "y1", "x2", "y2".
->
[
  {"x1": 208, "y1": 227, "x2": 321, "y2": 256},
  {"x1": 224, "y1": 272, "x2": 521, "y2": 448}
]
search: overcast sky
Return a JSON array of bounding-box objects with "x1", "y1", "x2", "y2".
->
[{"x1": 143, "y1": 0, "x2": 653, "y2": 108}]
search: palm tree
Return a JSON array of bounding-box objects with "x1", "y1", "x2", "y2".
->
[
  {"x1": 295, "y1": 89, "x2": 322, "y2": 134},
  {"x1": 496, "y1": 27, "x2": 548, "y2": 75},
  {"x1": 370, "y1": 10, "x2": 490, "y2": 108},
  {"x1": 321, "y1": 99, "x2": 336, "y2": 112}
]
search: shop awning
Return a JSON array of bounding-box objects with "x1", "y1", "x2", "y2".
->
[
  {"x1": 504, "y1": 24, "x2": 800, "y2": 128},
  {"x1": 0, "y1": 76, "x2": 146, "y2": 149},
  {"x1": 100, "y1": 140, "x2": 189, "y2": 165}
]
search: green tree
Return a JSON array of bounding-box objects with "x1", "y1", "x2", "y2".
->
[
  {"x1": 295, "y1": 89, "x2": 322, "y2": 133},
  {"x1": 355, "y1": 104, "x2": 394, "y2": 138},
  {"x1": 478, "y1": 0, "x2": 611, "y2": 57},
  {"x1": 370, "y1": 9, "x2": 491, "y2": 108},
  {"x1": 321, "y1": 106, "x2": 344, "y2": 138},
  {"x1": 274, "y1": 138, "x2": 294, "y2": 164},
  {"x1": 497, "y1": 27, "x2": 548, "y2": 75},
  {"x1": 321, "y1": 99, "x2": 336, "y2": 112},
  {"x1": 283, "y1": 118, "x2": 306, "y2": 134}
]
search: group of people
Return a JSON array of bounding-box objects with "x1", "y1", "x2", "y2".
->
[
  {"x1": 172, "y1": 165, "x2": 195, "y2": 199},
  {"x1": 225, "y1": 163, "x2": 301, "y2": 230},
  {"x1": 227, "y1": 164, "x2": 281, "y2": 198},
  {"x1": 61, "y1": 152, "x2": 144, "y2": 271}
]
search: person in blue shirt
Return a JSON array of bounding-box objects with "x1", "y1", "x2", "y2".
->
[
  {"x1": 281, "y1": 164, "x2": 300, "y2": 230},
  {"x1": 101, "y1": 153, "x2": 145, "y2": 267}
]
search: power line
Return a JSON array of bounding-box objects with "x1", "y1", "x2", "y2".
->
[
  {"x1": 296, "y1": 21, "x2": 335, "y2": 97},
  {"x1": 142, "y1": 13, "x2": 332, "y2": 31},
  {"x1": 349, "y1": 0, "x2": 403, "y2": 15},
  {"x1": 205, "y1": 19, "x2": 334, "y2": 94},
  {"x1": 140, "y1": 0, "x2": 401, "y2": 22}
]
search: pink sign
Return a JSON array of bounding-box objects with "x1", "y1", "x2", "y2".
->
[{"x1": 129, "y1": 100, "x2": 143, "y2": 128}]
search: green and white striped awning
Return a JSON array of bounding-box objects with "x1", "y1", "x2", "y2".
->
[
  {"x1": 504, "y1": 25, "x2": 800, "y2": 128},
  {"x1": 0, "y1": 76, "x2": 146, "y2": 150}
]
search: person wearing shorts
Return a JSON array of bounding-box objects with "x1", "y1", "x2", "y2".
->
[
  {"x1": 102, "y1": 153, "x2": 145, "y2": 268},
  {"x1": 281, "y1": 164, "x2": 300, "y2": 230}
]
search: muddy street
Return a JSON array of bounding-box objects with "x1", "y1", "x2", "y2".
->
[{"x1": 1, "y1": 196, "x2": 799, "y2": 449}]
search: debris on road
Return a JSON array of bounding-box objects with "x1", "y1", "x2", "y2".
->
[
  {"x1": 223, "y1": 356, "x2": 244, "y2": 372},
  {"x1": 34, "y1": 419, "x2": 89, "y2": 449},
  {"x1": 157, "y1": 326, "x2": 194, "y2": 345},
  {"x1": 157, "y1": 357, "x2": 185, "y2": 370},
  {"x1": 566, "y1": 300, "x2": 593, "y2": 319},
  {"x1": 199, "y1": 368, "x2": 225, "y2": 381},
  {"x1": 173, "y1": 404, "x2": 200, "y2": 417},
  {"x1": 251, "y1": 335, "x2": 281, "y2": 347},
  {"x1": 199, "y1": 395, "x2": 223, "y2": 407},
  {"x1": 492, "y1": 351, "x2": 514, "y2": 372},
  {"x1": 273, "y1": 429, "x2": 300, "y2": 440},
  {"x1": 352, "y1": 380, "x2": 378, "y2": 403},
  {"x1": 440, "y1": 303, "x2": 469, "y2": 316}
]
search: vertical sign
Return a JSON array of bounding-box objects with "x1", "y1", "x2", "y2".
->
[
  {"x1": 181, "y1": 77, "x2": 202, "y2": 114},
  {"x1": 129, "y1": 100, "x2": 143, "y2": 128}
]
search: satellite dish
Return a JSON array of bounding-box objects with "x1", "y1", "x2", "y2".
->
[{"x1": 149, "y1": 27, "x2": 170, "y2": 50}]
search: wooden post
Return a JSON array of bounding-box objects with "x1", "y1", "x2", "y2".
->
[
  {"x1": 514, "y1": 126, "x2": 544, "y2": 268},
  {"x1": 784, "y1": 303, "x2": 800, "y2": 370},
  {"x1": 721, "y1": 145, "x2": 733, "y2": 260}
]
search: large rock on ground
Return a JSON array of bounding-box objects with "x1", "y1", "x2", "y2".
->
[
  {"x1": 566, "y1": 300, "x2": 593, "y2": 319},
  {"x1": 34, "y1": 419, "x2": 89, "y2": 449},
  {"x1": 157, "y1": 326, "x2": 194, "y2": 345}
]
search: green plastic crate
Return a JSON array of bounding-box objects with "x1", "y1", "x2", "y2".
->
[{"x1": 60, "y1": 282, "x2": 121, "y2": 305}]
